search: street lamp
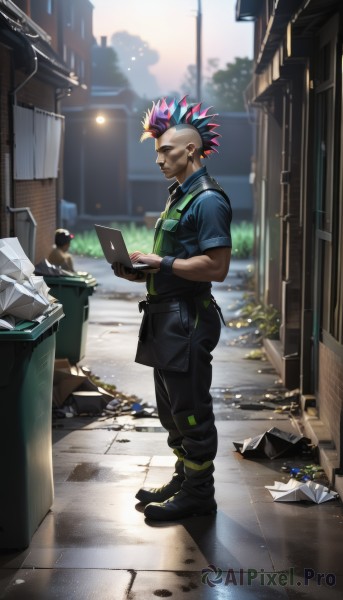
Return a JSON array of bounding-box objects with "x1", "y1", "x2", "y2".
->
[
  {"x1": 95, "y1": 114, "x2": 106, "y2": 125},
  {"x1": 196, "y1": 0, "x2": 202, "y2": 100}
]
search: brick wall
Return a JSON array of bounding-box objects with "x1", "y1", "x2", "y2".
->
[
  {"x1": 318, "y1": 342, "x2": 343, "y2": 459},
  {"x1": 16, "y1": 76, "x2": 56, "y2": 111},
  {"x1": 14, "y1": 180, "x2": 57, "y2": 262}
]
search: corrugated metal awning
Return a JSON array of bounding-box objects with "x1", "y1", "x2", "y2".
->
[{"x1": 0, "y1": 2, "x2": 78, "y2": 88}]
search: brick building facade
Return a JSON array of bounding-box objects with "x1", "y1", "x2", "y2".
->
[
  {"x1": 0, "y1": 0, "x2": 78, "y2": 262},
  {"x1": 236, "y1": 0, "x2": 343, "y2": 493}
]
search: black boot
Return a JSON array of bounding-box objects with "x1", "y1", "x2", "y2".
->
[
  {"x1": 136, "y1": 457, "x2": 185, "y2": 504},
  {"x1": 144, "y1": 459, "x2": 217, "y2": 521},
  {"x1": 144, "y1": 489, "x2": 217, "y2": 521},
  {"x1": 135, "y1": 474, "x2": 184, "y2": 504}
]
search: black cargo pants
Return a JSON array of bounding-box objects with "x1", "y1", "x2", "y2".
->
[{"x1": 153, "y1": 297, "x2": 222, "y2": 498}]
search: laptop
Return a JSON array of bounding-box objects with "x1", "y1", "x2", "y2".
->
[{"x1": 94, "y1": 224, "x2": 150, "y2": 270}]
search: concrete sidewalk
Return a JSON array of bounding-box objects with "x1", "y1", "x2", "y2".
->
[{"x1": 0, "y1": 257, "x2": 342, "y2": 599}]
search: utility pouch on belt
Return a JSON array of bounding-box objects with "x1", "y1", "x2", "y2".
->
[{"x1": 135, "y1": 300, "x2": 191, "y2": 372}]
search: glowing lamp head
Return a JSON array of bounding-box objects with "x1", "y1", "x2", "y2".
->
[{"x1": 95, "y1": 114, "x2": 106, "y2": 125}]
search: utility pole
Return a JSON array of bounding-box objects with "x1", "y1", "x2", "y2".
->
[{"x1": 196, "y1": 0, "x2": 202, "y2": 100}]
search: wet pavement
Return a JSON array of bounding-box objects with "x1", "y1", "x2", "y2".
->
[{"x1": 0, "y1": 257, "x2": 342, "y2": 599}]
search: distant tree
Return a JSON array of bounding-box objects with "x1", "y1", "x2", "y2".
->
[
  {"x1": 180, "y1": 64, "x2": 197, "y2": 100},
  {"x1": 179, "y1": 59, "x2": 220, "y2": 103},
  {"x1": 208, "y1": 57, "x2": 253, "y2": 111},
  {"x1": 91, "y1": 43, "x2": 130, "y2": 87},
  {"x1": 110, "y1": 31, "x2": 160, "y2": 98}
]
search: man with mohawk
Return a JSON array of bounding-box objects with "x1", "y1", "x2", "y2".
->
[{"x1": 113, "y1": 97, "x2": 232, "y2": 521}]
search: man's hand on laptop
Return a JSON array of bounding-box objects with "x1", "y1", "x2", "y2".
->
[{"x1": 130, "y1": 252, "x2": 161, "y2": 271}]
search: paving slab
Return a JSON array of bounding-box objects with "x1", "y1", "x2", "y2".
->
[{"x1": 0, "y1": 257, "x2": 342, "y2": 599}]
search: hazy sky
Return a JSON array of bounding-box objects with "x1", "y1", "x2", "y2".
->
[{"x1": 91, "y1": 0, "x2": 253, "y2": 96}]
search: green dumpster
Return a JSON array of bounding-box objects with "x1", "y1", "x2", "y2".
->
[
  {"x1": 0, "y1": 303, "x2": 64, "y2": 549},
  {"x1": 44, "y1": 274, "x2": 97, "y2": 364}
]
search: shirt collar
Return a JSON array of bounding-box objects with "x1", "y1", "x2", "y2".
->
[
  {"x1": 181, "y1": 166, "x2": 207, "y2": 194},
  {"x1": 168, "y1": 166, "x2": 207, "y2": 199}
]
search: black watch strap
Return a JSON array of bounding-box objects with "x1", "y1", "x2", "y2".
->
[{"x1": 160, "y1": 256, "x2": 176, "y2": 274}]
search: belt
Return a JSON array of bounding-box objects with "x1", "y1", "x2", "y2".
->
[
  {"x1": 139, "y1": 292, "x2": 226, "y2": 326},
  {"x1": 146, "y1": 290, "x2": 211, "y2": 303}
]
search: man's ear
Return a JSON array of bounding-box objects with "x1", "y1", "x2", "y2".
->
[
  {"x1": 186, "y1": 142, "x2": 196, "y2": 160},
  {"x1": 186, "y1": 142, "x2": 196, "y2": 152}
]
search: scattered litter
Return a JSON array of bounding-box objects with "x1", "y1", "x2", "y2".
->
[
  {"x1": 265, "y1": 478, "x2": 339, "y2": 504},
  {"x1": 53, "y1": 406, "x2": 77, "y2": 419},
  {"x1": 211, "y1": 385, "x2": 301, "y2": 417},
  {"x1": 51, "y1": 360, "x2": 158, "y2": 421},
  {"x1": 244, "y1": 349, "x2": 266, "y2": 360},
  {"x1": 263, "y1": 389, "x2": 300, "y2": 404},
  {"x1": 52, "y1": 359, "x2": 113, "y2": 414},
  {"x1": 229, "y1": 330, "x2": 261, "y2": 348},
  {"x1": 233, "y1": 427, "x2": 311, "y2": 459},
  {"x1": 238, "y1": 402, "x2": 266, "y2": 411},
  {"x1": 71, "y1": 391, "x2": 108, "y2": 416},
  {"x1": 306, "y1": 407, "x2": 318, "y2": 417},
  {"x1": 281, "y1": 463, "x2": 328, "y2": 484},
  {"x1": 131, "y1": 405, "x2": 158, "y2": 418},
  {"x1": 105, "y1": 398, "x2": 121, "y2": 413}
]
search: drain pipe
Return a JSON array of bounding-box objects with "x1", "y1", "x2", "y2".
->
[
  {"x1": 6, "y1": 206, "x2": 37, "y2": 263},
  {"x1": 12, "y1": 43, "x2": 38, "y2": 103},
  {"x1": 8, "y1": 33, "x2": 38, "y2": 256}
]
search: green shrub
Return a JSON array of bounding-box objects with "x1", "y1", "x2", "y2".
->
[
  {"x1": 72, "y1": 222, "x2": 155, "y2": 257},
  {"x1": 231, "y1": 221, "x2": 253, "y2": 259},
  {"x1": 72, "y1": 220, "x2": 253, "y2": 260}
]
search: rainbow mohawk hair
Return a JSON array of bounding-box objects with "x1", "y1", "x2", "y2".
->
[{"x1": 140, "y1": 96, "x2": 220, "y2": 157}]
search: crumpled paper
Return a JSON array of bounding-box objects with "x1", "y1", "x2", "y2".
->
[
  {"x1": 0, "y1": 237, "x2": 35, "y2": 281},
  {"x1": 233, "y1": 427, "x2": 311, "y2": 459},
  {"x1": 34, "y1": 259, "x2": 75, "y2": 277},
  {"x1": 0, "y1": 238, "x2": 54, "y2": 325},
  {"x1": 0, "y1": 274, "x2": 51, "y2": 320},
  {"x1": 265, "y1": 478, "x2": 339, "y2": 504},
  {"x1": 0, "y1": 315, "x2": 16, "y2": 330}
]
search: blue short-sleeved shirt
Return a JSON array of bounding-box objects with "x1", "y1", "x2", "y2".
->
[{"x1": 147, "y1": 166, "x2": 232, "y2": 298}]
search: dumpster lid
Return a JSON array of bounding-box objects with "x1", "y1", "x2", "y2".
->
[
  {"x1": 43, "y1": 274, "x2": 97, "y2": 288},
  {"x1": 0, "y1": 303, "x2": 64, "y2": 341}
]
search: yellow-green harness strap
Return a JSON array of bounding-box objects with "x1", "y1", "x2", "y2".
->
[
  {"x1": 148, "y1": 192, "x2": 195, "y2": 295},
  {"x1": 153, "y1": 192, "x2": 194, "y2": 255}
]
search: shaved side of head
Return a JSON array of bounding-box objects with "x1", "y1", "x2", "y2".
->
[{"x1": 172, "y1": 124, "x2": 203, "y2": 150}]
